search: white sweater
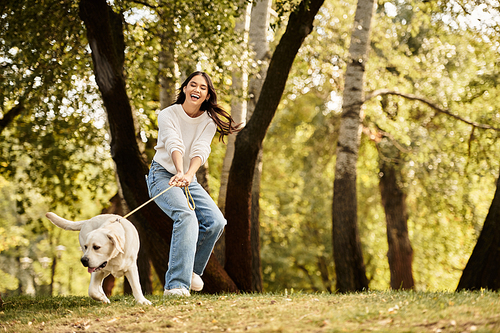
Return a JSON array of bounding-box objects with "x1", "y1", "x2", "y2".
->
[{"x1": 153, "y1": 104, "x2": 217, "y2": 174}]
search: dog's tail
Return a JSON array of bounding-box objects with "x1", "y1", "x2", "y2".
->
[{"x1": 45, "y1": 212, "x2": 87, "y2": 231}]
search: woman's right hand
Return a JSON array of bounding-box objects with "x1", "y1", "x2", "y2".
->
[{"x1": 169, "y1": 172, "x2": 188, "y2": 187}]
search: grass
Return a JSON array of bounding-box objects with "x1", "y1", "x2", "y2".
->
[{"x1": 1, "y1": 290, "x2": 499, "y2": 332}]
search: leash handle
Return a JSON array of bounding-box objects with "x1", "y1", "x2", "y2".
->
[{"x1": 184, "y1": 186, "x2": 196, "y2": 210}]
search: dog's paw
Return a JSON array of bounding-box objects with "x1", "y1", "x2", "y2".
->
[
  {"x1": 90, "y1": 293, "x2": 110, "y2": 304},
  {"x1": 95, "y1": 297, "x2": 110, "y2": 304},
  {"x1": 137, "y1": 298, "x2": 152, "y2": 305}
]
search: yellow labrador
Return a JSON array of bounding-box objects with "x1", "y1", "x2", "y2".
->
[{"x1": 45, "y1": 212, "x2": 151, "y2": 305}]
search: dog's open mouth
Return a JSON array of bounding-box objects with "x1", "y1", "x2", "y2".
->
[{"x1": 88, "y1": 261, "x2": 107, "y2": 274}]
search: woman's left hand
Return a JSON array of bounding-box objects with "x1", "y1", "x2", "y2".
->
[{"x1": 182, "y1": 173, "x2": 195, "y2": 187}]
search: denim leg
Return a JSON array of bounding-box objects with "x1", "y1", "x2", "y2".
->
[
  {"x1": 147, "y1": 161, "x2": 198, "y2": 290},
  {"x1": 188, "y1": 182, "x2": 227, "y2": 276}
]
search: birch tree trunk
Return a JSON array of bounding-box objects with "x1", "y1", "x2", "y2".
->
[
  {"x1": 215, "y1": 2, "x2": 271, "y2": 292},
  {"x1": 332, "y1": 0, "x2": 375, "y2": 292},
  {"x1": 158, "y1": 22, "x2": 176, "y2": 109},
  {"x1": 217, "y1": 1, "x2": 251, "y2": 214},
  {"x1": 247, "y1": 0, "x2": 272, "y2": 292},
  {"x1": 213, "y1": 1, "x2": 251, "y2": 266}
]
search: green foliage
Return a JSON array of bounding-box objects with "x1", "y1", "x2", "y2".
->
[{"x1": 0, "y1": 0, "x2": 116, "y2": 213}]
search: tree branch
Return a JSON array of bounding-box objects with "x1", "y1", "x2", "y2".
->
[
  {"x1": 0, "y1": 102, "x2": 24, "y2": 135},
  {"x1": 365, "y1": 89, "x2": 500, "y2": 131},
  {"x1": 129, "y1": 0, "x2": 157, "y2": 9}
]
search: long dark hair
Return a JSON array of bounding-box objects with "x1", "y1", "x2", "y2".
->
[{"x1": 174, "y1": 71, "x2": 242, "y2": 142}]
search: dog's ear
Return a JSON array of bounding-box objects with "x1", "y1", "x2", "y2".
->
[{"x1": 104, "y1": 222, "x2": 125, "y2": 258}]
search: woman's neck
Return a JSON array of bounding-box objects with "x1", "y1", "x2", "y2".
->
[{"x1": 182, "y1": 103, "x2": 202, "y2": 118}]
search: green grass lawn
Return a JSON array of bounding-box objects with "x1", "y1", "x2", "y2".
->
[{"x1": 1, "y1": 290, "x2": 499, "y2": 332}]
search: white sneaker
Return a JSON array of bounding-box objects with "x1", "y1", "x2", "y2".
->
[
  {"x1": 164, "y1": 288, "x2": 190, "y2": 297},
  {"x1": 191, "y1": 273, "x2": 204, "y2": 291}
]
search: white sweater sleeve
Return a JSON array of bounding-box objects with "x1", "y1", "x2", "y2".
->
[
  {"x1": 158, "y1": 108, "x2": 185, "y2": 156},
  {"x1": 190, "y1": 121, "x2": 217, "y2": 165}
]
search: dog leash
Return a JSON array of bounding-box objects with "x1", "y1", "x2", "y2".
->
[{"x1": 122, "y1": 184, "x2": 195, "y2": 219}]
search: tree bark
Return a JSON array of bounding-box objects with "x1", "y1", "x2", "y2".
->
[
  {"x1": 214, "y1": 1, "x2": 251, "y2": 268},
  {"x1": 378, "y1": 145, "x2": 414, "y2": 290},
  {"x1": 79, "y1": 0, "x2": 237, "y2": 294},
  {"x1": 457, "y1": 166, "x2": 500, "y2": 291},
  {"x1": 247, "y1": 0, "x2": 272, "y2": 293},
  {"x1": 224, "y1": 0, "x2": 325, "y2": 292},
  {"x1": 217, "y1": 0, "x2": 250, "y2": 214},
  {"x1": 0, "y1": 102, "x2": 24, "y2": 135},
  {"x1": 158, "y1": 0, "x2": 177, "y2": 110},
  {"x1": 332, "y1": 0, "x2": 375, "y2": 293}
]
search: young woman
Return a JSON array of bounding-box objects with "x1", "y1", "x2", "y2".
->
[{"x1": 147, "y1": 71, "x2": 241, "y2": 296}]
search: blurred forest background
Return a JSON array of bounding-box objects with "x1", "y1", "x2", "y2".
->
[{"x1": 1, "y1": 0, "x2": 499, "y2": 298}]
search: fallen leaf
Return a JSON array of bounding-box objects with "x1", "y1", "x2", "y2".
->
[
  {"x1": 320, "y1": 320, "x2": 330, "y2": 327},
  {"x1": 377, "y1": 318, "x2": 393, "y2": 325}
]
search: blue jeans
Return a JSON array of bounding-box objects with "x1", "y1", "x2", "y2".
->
[{"x1": 147, "y1": 160, "x2": 226, "y2": 290}]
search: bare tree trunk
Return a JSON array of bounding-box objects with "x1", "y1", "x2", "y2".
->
[
  {"x1": 378, "y1": 144, "x2": 414, "y2": 290},
  {"x1": 217, "y1": 0, "x2": 270, "y2": 292},
  {"x1": 215, "y1": 0, "x2": 251, "y2": 267},
  {"x1": 457, "y1": 165, "x2": 500, "y2": 291},
  {"x1": 79, "y1": 0, "x2": 237, "y2": 294},
  {"x1": 247, "y1": 0, "x2": 272, "y2": 293},
  {"x1": 247, "y1": 0, "x2": 271, "y2": 116},
  {"x1": 317, "y1": 254, "x2": 333, "y2": 292},
  {"x1": 158, "y1": 28, "x2": 176, "y2": 109},
  {"x1": 332, "y1": 0, "x2": 375, "y2": 293},
  {"x1": 0, "y1": 102, "x2": 24, "y2": 135},
  {"x1": 225, "y1": 0, "x2": 325, "y2": 291},
  {"x1": 218, "y1": 0, "x2": 250, "y2": 213}
]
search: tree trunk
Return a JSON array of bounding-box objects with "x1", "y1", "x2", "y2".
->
[
  {"x1": 225, "y1": 0, "x2": 325, "y2": 292},
  {"x1": 214, "y1": 2, "x2": 251, "y2": 270},
  {"x1": 332, "y1": 0, "x2": 375, "y2": 293},
  {"x1": 217, "y1": 0, "x2": 250, "y2": 214},
  {"x1": 0, "y1": 102, "x2": 24, "y2": 135},
  {"x1": 378, "y1": 146, "x2": 414, "y2": 290},
  {"x1": 247, "y1": 0, "x2": 272, "y2": 293},
  {"x1": 79, "y1": 0, "x2": 237, "y2": 294},
  {"x1": 158, "y1": 30, "x2": 176, "y2": 109},
  {"x1": 457, "y1": 166, "x2": 500, "y2": 291},
  {"x1": 318, "y1": 254, "x2": 334, "y2": 292}
]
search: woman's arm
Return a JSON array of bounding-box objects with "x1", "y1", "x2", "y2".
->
[
  {"x1": 169, "y1": 151, "x2": 202, "y2": 187},
  {"x1": 184, "y1": 156, "x2": 202, "y2": 185},
  {"x1": 169, "y1": 150, "x2": 186, "y2": 187}
]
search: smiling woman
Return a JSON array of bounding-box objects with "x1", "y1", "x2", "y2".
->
[{"x1": 147, "y1": 71, "x2": 241, "y2": 297}]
